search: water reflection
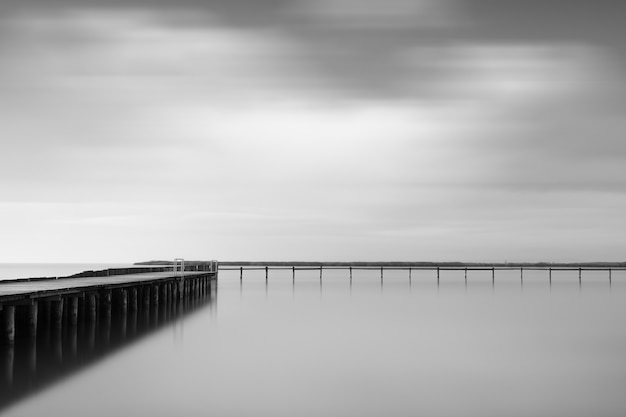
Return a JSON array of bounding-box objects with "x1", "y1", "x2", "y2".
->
[{"x1": 0, "y1": 279, "x2": 216, "y2": 412}]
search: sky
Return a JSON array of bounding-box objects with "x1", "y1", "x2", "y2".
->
[{"x1": 1, "y1": 0, "x2": 625, "y2": 263}]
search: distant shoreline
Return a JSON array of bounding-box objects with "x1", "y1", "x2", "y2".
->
[{"x1": 135, "y1": 260, "x2": 626, "y2": 268}]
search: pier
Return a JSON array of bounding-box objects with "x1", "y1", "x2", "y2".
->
[
  {"x1": 0, "y1": 261, "x2": 218, "y2": 411},
  {"x1": 219, "y1": 261, "x2": 625, "y2": 287}
]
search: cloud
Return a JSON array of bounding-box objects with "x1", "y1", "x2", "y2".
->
[{"x1": 1, "y1": 7, "x2": 625, "y2": 262}]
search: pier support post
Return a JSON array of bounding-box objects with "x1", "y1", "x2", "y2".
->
[
  {"x1": 1, "y1": 306, "x2": 16, "y2": 345},
  {"x1": 549, "y1": 268, "x2": 552, "y2": 288},
  {"x1": 118, "y1": 289, "x2": 128, "y2": 340},
  {"x1": 68, "y1": 297, "x2": 78, "y2": 357},
  {"x1": 151, "y1": 285, "x2": 159, "y2": 325},
  {"x1": 128, "y1": 288, "x2": 138, "y2": 337},
  {"x1": 101, "y1": 291, "x2": 112, "y2": 346},
  {"x1": 85, "y1": 294, "x2": 97, "y2": 350},
  {"x1": 51, "y1": 299, "x2": 64, "y2": 363},
  {"x1": 26, "y1": 302, "x2": 38, "y2": 341},
  {"x1": 142, "y1": 286, "x2": 150, "y2": 327}
]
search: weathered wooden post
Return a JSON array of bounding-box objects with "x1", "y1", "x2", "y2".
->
[
  {"x1": 101, "y1": 290, "x2": 112, "y2": 346},
  {"x1": 85, "y1": 293, "x2": 97, "y2": 351},
  {"x1": 380, "y1": 266, "x2": 384, "y2": 283},
  {"x1": 129, "y1": 288, "x2": 138, "y2": 337},
  {"x1": 26, "y1": 302, "x2": 38, "y2": 341},
  {"x1": 437, "y1": 267, "x2": 440, "y2": 286},
  {"x1": 492, "y1": 267, "x2": 495, "y2": 286},
  {"x1": 609, "y1": 269, "x2": 612, "y2": 287},
  {"x1": 549, "y1": 268, "x2": 552, "y2": 288},
  {"x1": 142, "y1": 286, "x2": 151, "y2": 327},
  {"x1": 265, "y1": 266, "x2": 269, "y2": 283},
  {"x1": 68, "y1": 297, "x2": 79, "y2": 357},
  {"x1": 118, "y1": 289, "x2": 128, "y2": 340},
  {"x1": 579, "y1": 268, "x2": 582, "y2": 287},
  {"x1": 51, "y1": 299, "x2": 64, "y2": 363},
  {"x1": 1, "y1": 306, "x2": 16, "y2": 345},
  {"x1": 152, "y1": 284, "x2": 159, "y2": 326},
  {"x1": 240, "y1": 267, "x2": 243, "y2": 283}
]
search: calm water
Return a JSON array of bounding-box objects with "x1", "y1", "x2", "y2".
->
[{"x1": 2, "y1": 268, "x2": 626, "y2": 417}]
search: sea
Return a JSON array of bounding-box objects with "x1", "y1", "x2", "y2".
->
[{"x1": 1, "y1": 265, "x2": 626, "y2": 417}]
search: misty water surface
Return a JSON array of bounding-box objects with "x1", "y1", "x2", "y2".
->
[{"x1": 3, "y1": 268, "x2": 626, "y2": 417}]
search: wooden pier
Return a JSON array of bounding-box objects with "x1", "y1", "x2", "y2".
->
[
  {"x1": 0, "y1": 261, "x2": 218, "y2": 411},
  {"x1": 219, "y1": 261, "x2": 625, "y2": 286}
]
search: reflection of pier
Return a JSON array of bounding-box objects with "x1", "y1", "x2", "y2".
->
[{"x1": 0, "y1": 262, "x2": 218, "y2": 411}]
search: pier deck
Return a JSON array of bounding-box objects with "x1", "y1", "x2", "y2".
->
[{"x1": 0, "y1": 271, "x2": 212, "y2": 302}]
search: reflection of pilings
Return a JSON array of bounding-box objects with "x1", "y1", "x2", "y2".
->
[
  {"x1": 3, "y1": 344, "x2": 14, "y2": 386},
  {"x1": 1, "y1": 272, "x2": 216, "y2": 411}
]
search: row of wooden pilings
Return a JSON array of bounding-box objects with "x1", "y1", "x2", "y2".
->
[
  {"x1": 0, "y1": 274, "x2": 215, "y2": 410},
  {"x1": 226, "y1": 265, "x2": 619, "y2": 288}
]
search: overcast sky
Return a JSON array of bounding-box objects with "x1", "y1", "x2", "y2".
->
[{"x1": 1, "y1": 0, "x2": 625, "y2": 263}]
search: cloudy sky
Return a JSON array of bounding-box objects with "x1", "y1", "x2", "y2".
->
[{"x1": 1, "y1": 0, "x2": 625, "y2": 263}]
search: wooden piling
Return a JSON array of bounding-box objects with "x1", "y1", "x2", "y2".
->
[
  {"x1": 101, "y1": 291, "x2": 112, "y2": 346},
  {"x1": 85, "y1": 294, "x2": 97, "y2": 350},
  {"x1": 2, "y1": 306, "x2": 15, "y2": 345},
  {"x1": 26, "y1": 302, "x2": 38, "y2": 341}
]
